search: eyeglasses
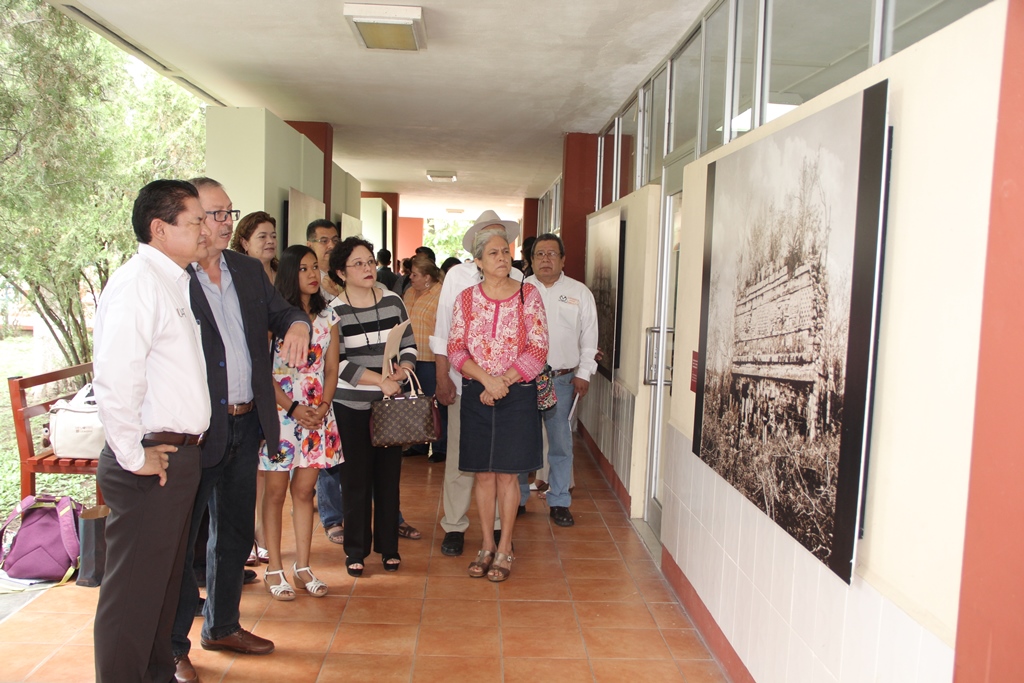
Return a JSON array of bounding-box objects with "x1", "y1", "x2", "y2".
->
[
  {"x1": 533, "y1": 250, "x2": 562, "y2": 259},
  {"x1": 206, "y1": 210, "x2": 240, "y2": 222},
  {"x1": 313, "y1": 236, "x2": 340, "y2": 247},
  {"x1": 346, "y1": 258, "x2": 377, "y2": 270}
]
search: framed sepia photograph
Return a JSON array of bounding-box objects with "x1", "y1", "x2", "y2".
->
[
  {"x1": 586, "y1": 210, "x2": 626, "y2": 380},
  {"x1": 693, "y1": 81, "x2": 890, "y2": 582}
]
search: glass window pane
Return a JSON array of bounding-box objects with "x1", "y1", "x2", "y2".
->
[
  {"x1": 619, "y1": 98, "x2": 639, "y2": 198},
  {"x1": 767, "y1": 0, "x2": 872, "y2": 124},
  {"x1": 890, "y1": 0, "x2": 989, "y2": 55},
  {"x1": 732, "y1": 0, "x2": 760, "y2": 137},
  {"x1": 647, "y1": 69, "x2": 668, "y2": 183},
  {"x1": 701, "y1": 2, "x2": 729, "y2": 154},
  {"x1": 600, "y1": 126, "x2": 615, "y2": 208},
  {"x1": 670, "y1": 32, "x2": 701, "y2": 155}
]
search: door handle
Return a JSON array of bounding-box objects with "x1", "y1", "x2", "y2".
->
[{"x1": 644, "y1": 327, "x2": 675, "y2": 386}]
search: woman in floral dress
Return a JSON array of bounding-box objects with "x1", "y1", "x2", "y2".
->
[{"x1": 260, "y1": 245, "x2": 342, "y2": 600}]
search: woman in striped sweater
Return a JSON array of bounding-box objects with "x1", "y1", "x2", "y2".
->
[{"x1": 328, "y1": 237, "x2": 417, "y2": 576}]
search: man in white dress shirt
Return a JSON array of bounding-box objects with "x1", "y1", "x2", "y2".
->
[
  {"x1": 525, "y1": 233, "x2": 598, "y2": 527},
  {"x1": 432, "y1": 210, "x2": 523, "y2": 555},
  {"x1": 92, "y1": 179, "x2": 213, "y2": 683}
]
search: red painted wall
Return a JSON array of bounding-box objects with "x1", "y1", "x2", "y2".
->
[
  {"x1": 561, "y1": 133, "x2": 598, "y2": 282},
  {"x1": 396, "y1": 217, "x2": 425, "y2": 267},
  {"x1": 522, "y1": 198, "x2": 539, "y2": 241},
  {"x1": 955, "y1": 1, "x2": 1024, "y2": 679},
  {"x1": 285, "y1": 120, "x2": 333, "y2": 217}
]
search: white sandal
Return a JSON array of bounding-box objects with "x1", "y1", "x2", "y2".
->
[
  {"x1": 293, "y1": 563, "x2": 328, "y2": 597},
  {"x1": 247, "y1": 544, "x2": 270, "y2": 566},
  {"x1": 264, "y1": 569, "x2": 296, "y2": 601}
]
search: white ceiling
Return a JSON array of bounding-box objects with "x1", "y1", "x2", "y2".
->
[{"x1": 60, "y1": 0, "x2": 706, "y2": 220}]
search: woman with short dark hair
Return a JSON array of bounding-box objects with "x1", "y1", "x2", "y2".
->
[
  {"x1": 232, "y1": 211, "x2": 279, "y2": 282},
  {"x1": 328, "y1": 237, "x2": 417, "y2": 576}
]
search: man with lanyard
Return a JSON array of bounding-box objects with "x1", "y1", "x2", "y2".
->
[
  {"x1": 432, "y1": 210, "x2": 523, "y2": 555},
  {"x1": 170, "y1": 178, "x2": 310, "y2": 683},
  {"x1": 524, "y1": 233, "x2": 598, "y2": 527},
  {"x1": 93, "y1": 179, "x2": 212, "y2": 682}
]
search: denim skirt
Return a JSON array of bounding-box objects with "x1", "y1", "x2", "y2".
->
[{"x1": 459, "y1": 378, "x2": 543, "y2": 474}]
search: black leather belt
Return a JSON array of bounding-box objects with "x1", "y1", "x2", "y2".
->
[
  {"x1": 143, "y1": 431, "x2": 205, "y2": 446},
  {"x1": 227, "y1": 401, "x2": 254, "y2": 416},
  {"x1": 552, "y1": 367, "x2": 577, "y2": 377}
]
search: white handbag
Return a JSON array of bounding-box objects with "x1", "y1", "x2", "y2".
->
[{"x1": 48, "y1": 383, "x2": 105, "y2": 459}]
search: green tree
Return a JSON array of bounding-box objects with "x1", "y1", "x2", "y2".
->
[
  {"x1": 0, "y1": 0, "x2": 204, "y2": 366},
  {"x1": 423, "y1": 217, "x2": 472, "y2": 262}
]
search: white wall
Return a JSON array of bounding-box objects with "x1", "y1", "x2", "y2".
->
[
  {"x1": 578, "y1": 185, "x2": 660, "y2": 516},
  {"x1": 206, "y1": 108, "x2": 325, "y2": 233},
  {"x1": 657, "y1": 1, "x2": 1006, "y2": 681}
]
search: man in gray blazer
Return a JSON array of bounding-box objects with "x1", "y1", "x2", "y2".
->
[{"x1": 171, "y1": 178, "x2": 309, "y2": 683}]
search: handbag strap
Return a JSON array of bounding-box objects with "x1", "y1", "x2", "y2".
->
[
  {"x1": 0, "y1": 495, "x2": 80, "y2": 566},
  {"x1": 397, "y1": 367, "x2": 426, "y2": 397},
  {"x1": 55, "y1": 497, "x2": 81, "y2": 565}
]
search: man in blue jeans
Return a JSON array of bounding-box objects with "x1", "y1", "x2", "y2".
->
[{"x1": 522, "y1": 234, "x2": 599, "y2": 527}]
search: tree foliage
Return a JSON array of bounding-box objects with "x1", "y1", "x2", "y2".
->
[
  {"x1": 0, "y1": 0, "x2": 204, "y2": 366},
  {"x1": 423, "y1": 217, "x2": 472, "y2": 263}
]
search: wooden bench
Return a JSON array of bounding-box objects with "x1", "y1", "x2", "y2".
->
[{"x1": 8, "y1": 362, "x2": 103, "y2": 504}]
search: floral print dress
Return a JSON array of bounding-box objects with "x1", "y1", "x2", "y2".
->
[{"x1": 259, "y1": 308, "x2": 343, "y2": 471}]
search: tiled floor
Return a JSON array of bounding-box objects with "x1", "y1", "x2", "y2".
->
[{"x1": 0, "y1": 436, "x2": 729, "y2": 682}]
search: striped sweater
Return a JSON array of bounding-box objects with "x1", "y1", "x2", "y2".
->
[{"x1": 330, "y1": 289, "x2": 417, "y2": 410}]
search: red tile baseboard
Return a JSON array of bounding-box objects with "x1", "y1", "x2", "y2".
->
[
  {"x1": 578, "y1": 421, "x2": 631, "y2": 510},
  {"x1": 661, "y1": 548, "x2": 754, "y2": 683}
]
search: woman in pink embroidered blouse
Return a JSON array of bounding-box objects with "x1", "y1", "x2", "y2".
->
[{"x1": 447, "y1": 225, "x2": 548, "y2": 582}]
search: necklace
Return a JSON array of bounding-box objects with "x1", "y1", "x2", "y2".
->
[{"x1": 343, "y1": 287, "x2": 381, "y2": 347}]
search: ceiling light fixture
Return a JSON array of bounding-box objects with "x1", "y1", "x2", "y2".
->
[
  {"x1": 343, "y1": 3, "x2": 426, "y2": 51},
  {"x1": 426, "y1": 171, "x2": 457, "y2": 183},
  {"x1": 446, "y1": 208, "x2": 464, "y2": 214}
]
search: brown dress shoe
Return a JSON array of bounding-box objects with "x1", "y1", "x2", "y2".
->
[
  {"x1": 174, "y1": 654, "x2": 199, "y2": 683},
  {"x1": 200, "y1": 627, "x2": 275, "y2": 654}
]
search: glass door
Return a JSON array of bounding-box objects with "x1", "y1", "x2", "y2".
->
[{"x1": 644, "y1": 155, "x2": 686, "y2": 537}]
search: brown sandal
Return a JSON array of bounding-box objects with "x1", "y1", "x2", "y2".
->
[
  {"x1": 467, "y1": 550, "x2": 495, "y2": 578},
  {"x1": 397, "y1": 522, "x2": 421, "y2": 540},
  {"x1": 325, "y1": 525, "x2": 344, "y2": 545},
  {"x1": 486, "y1": 552, "x2": 513, "y2": 582}
]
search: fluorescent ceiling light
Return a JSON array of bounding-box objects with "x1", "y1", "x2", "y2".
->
[
  {"x1": 446, "y1": 208, "x2": 464, "y2": 214},
  {"x1": 343, "y1": 4, "x2": 426, "y2": 51},
  {"x1": 427, "y1": 171, "x2": 457, "y2": 183}
]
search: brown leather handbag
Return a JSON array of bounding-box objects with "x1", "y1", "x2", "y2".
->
[{"x1": 370, "y1": 368, "x2": 442, "y2": 448}]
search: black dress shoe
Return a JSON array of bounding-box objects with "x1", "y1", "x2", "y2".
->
[
  {"x1": 428, "y1": 452, "x2": 447, "y2": 463},
  {"x1": 194, "y1": 596, "x2": 205, "y2": 618},
  {"x1": 243, "y1": 569, "x2": 258, "y2": 585},
  {"x1": 517, "y1": 504, "x2": 526, "y2": 517},
  {"x1": 441, "y1": 531, "x2": 465, "y2": 556},
  {"x1": 550, "y1": 506, "x2": 575, "y2": 527}
]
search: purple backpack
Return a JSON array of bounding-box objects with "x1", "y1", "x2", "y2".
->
[{"x1": 1, "y1": 495, "x2": 82, "y2": 583}]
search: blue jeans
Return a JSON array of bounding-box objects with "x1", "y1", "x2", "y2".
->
[
  {"x1": 172, "y1": 411, "x2": 260, "y2": 656},
  {"x1": 518, "y1": 373, "x2": 575, "y2": 507},
  {"x1": 317, "y1": 466, "x2": 345, "y2": 529},
  {"x1": 406, "y1": 361, "x2": 448, "y2": 456},
  {"x1": 543, "y1": 373, "x2": 576, "y2": 508},
  {"x1": 319, "y1": 465, "x2": 407, "y2": 527}
]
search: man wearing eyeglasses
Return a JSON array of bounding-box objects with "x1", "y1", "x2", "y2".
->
[
  {"x1": 524, "y1": 233, "x2": 598, "y2": 528},
  {"x1": 170, "y1": 178, "x2": 310, "y2": 683},
  {"x1": 307, "y1": 219, "x2": 342, "y2": 298}
]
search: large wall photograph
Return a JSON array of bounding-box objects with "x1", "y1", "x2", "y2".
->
[
  {"x1": 586, "y1": 210, "x2": 626, "y2": 380},
  {"x1": 693, "y1": 82, "x2": 889, "y2": 581}
]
